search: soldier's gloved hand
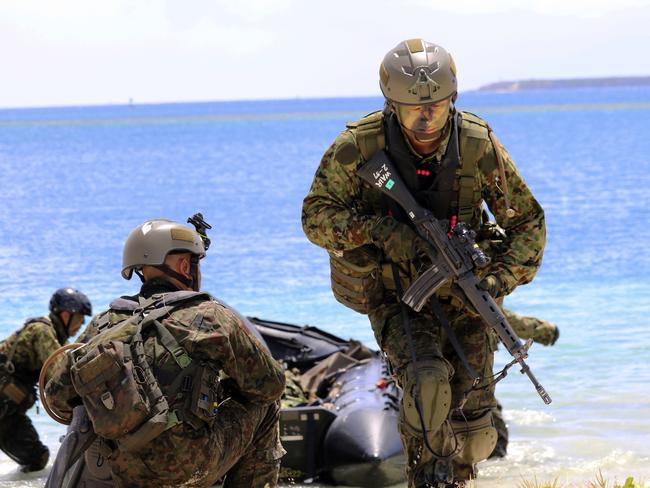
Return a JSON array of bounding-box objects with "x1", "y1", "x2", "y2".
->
[
  {"x1": 479, "y1": 275, "x2": 503, "y2": 298},
  {"x1": 371, "y1": 216, "x2": 430, "y2": 263},
  {"x1": 534, "y1": 322, "x2": 560, "y2": 346}
]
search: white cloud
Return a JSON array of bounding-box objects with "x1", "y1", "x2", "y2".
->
[
  {"x1": 0, "y1": 0, "x2": 170, "y2": 43},
  {"x1": 182, "y1": 19, "x2": 274, "y2": 52},
  {"x1": 411, "y1": 0, "x2": 650, "y2": 17},
  {"x1": 212, "y1": 0, "x2": 295, "y2": 22},
  {"x1": 0, "y1": 0, "x2": 648, "y2": 107}
]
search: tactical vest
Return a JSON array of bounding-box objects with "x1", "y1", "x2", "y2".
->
[
  {"x1": 351, "y1": 110, "x2": 493, "y2": 224},
  {"x1": 329, "y1": 110, "x2": 497, "y2": 312},
  {"x1": 70, "y1": 291, "x2": 224, "y2": 453}
]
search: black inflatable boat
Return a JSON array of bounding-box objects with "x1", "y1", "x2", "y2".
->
[{"x1": 248, "y1": 317, "x2": 405, "y2": 487}]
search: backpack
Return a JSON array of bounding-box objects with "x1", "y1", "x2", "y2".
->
[{"x1": 69, "y1": 292, "x2": 223, "y2": 453}]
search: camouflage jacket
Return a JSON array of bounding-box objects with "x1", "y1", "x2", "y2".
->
[
  {"x1": 502, "y1": 308, "x2": 558, "y2": 346},
  {"x1": 302, "y1": 110, "x2": 546, "y2": 296},
  {"x1": 45, "y1": 280, "x2": 286, "y2": 419},
  {"x1": 0, "y1": 313, "x2": 68, "y2": 389}
]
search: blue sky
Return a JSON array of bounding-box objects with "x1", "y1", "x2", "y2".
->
[{"x1": 1, "y1": 0, "x2": 649, "y2": 108}]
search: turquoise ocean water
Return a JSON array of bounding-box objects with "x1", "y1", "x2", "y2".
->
[{"x1": 0, "y1": 87, "x2": 649, "y2": 487}]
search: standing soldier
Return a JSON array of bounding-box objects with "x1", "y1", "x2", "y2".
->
[
  {"x1": 44, "y1": 217, "x2": 285, "y2": 488},
  {"x1": 0, "y1": 288, "x2": 91, "y2": 472},
  {"x1": 302, "y1": 39, "x2": 546, "y2": 487}
]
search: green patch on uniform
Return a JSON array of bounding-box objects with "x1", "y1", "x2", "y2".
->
[{"x1": 386, "y1": 179, "x2": 395, "y2": 190}]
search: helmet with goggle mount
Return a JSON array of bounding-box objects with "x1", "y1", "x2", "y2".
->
[
  {"x1": 379, "y1": 38, "x2": 457, "y2": 105},
  {"x1": 122, "y1": 214, "x2": 211, "y2": 291}
]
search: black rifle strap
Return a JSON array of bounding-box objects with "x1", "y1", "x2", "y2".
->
[
  {"x1": 390, "y1": 264, "x2": 419, "y2": 377},
  {"x1": 427, "y1": 297, "x2": 480, "y2": 383}
]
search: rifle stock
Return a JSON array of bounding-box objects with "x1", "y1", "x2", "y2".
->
[{"x1": 358, "y1": 150, "x2": 551, "y2": 405}]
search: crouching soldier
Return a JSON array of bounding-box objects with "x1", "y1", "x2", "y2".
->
[
  {"x1": 0, "y1": 288, "x2": 91, "y2": 472},
  {"x1": 44, "y1": 217, "x2": 286, "y2": 488}
]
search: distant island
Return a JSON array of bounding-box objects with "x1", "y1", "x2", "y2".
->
[{"x1": 477, "y1": 76, "x2": 650, "y2": 92}]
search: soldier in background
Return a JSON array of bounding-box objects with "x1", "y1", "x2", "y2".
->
[
  {"x1": 491, "y1": 310, "x2": 559, "y2": 459},
  {"x1": 45, "y1": 218, "x2": 285, "y2": 487},
  {"x1": 0, "y1": 288, "x2": 91, "y2": 472}
]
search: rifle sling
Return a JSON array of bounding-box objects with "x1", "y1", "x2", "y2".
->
[
  {"x1": 427, "y1": 297, "x2": 480, "y2": 382},
  {"x1": 390, "y1": 264, "x2": 480, "y2": 383}
]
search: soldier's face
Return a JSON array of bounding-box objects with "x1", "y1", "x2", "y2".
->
[
  {"x1": 396, "y1": 99, "x2": 450, "y2": 142},
  {"x1": 66, "y1": 312, "x2": 85, "y2": 337}
]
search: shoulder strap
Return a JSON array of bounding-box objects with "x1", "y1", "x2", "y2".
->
[
  {"x1": 131, "y1": 294, "x2": 201, "y2": 369},
  {"x1": 354, "y1": 111, "x2": 386, "y2": 161},
  {"x1": 456, "y1": 112, "x2": 489, "y2": 223},
  {"x1": 487, "y1": 128, "x2": 514, "y2": 217}
]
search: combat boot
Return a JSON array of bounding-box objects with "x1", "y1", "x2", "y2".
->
[{"x1": 20, "y1": 449, "x2": 49, "y2": 473}]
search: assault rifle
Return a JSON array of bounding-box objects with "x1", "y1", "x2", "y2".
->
[{"x1": 358, "y1": 151, "x2": 552, "y2": 405}]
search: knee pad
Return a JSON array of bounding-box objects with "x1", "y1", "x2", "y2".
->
[
  {"x1": 450, "y1": 410, "x2": 498, "y2": 466},
  {"x1": 400, "y1": 359, "x2": 452, "y2": 436}
]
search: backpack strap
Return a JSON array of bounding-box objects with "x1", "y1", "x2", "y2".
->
[{"x1": 351, "y1": 111, "x2": 386, "y2": 161}]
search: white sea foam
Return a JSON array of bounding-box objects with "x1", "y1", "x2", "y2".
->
[{"x1": 505, "y1": 408, "x2": 555, "y2": 426}]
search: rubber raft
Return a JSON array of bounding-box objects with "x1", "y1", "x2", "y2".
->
[{"x1": 247, "y1": 317, "x2": 405, "y2": 487}]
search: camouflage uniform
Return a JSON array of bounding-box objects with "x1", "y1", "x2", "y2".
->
[
  {"x1": 0, "y1": 313, "x2": 69, "y2": 471},
  {"x1": 504, "y1": 309, "x2": 558, "y2": 347},
  {"x1": 46, "y1": 280, "x2": 286, "y2": 488},
  {"x1": 302, "y1": 109, "x2": 545, "y2": 485}
]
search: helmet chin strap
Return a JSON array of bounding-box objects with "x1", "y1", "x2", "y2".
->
[
  {"x1": 135, "y1": 259, "x2": 200, "y2": 292},
  {"x1": 156, "y1": 264, "x2": 195, "y2": 290}
]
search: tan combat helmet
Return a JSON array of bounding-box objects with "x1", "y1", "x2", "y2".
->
[
  {"x1": 122, "y1": 219, "x2": 206, "y2": 280},
  {"x1": 379, "y1": 39, "x2": 457, "y2": 105}
]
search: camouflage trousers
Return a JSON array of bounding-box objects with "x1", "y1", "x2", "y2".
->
[
  {"x1": 0, "y1": 404, "x2": 49, "y2": 472},
  {"x1": 370, "y1": 302, "x2": 497, "y2": 487},
  {"x1": 106, "y1": 399, "x2": 284, "y2": 488}
]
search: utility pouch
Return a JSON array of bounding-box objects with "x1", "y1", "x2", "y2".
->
[
  {"x1": 70, "y1": 341, "x2": 150, "y2": 440},
  {"x1": 188, "y1": 364, "x2": 222, "y2": 423},
  {"x1": 329, "y1": 245, "x2": 383, "y2": 314},
  {"x1": 0, "y1": 375, "x2": 29, "y2": 406},
  {"x1": 449, "y1": 411, "x2": 498, "y2": 465}
]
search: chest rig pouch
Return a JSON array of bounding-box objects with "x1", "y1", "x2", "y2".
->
[
  {"x1": 70, "y1": 292, "x2": 223, "y2": 453},
  {"x1": 329, "y1": 244, "x2": 383, "y2": 314}
]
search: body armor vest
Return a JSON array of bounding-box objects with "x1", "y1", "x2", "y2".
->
[{"x1": 337, "y1": 110, "x2": 496, "y2": 304}]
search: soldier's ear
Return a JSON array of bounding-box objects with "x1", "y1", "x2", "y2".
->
[
  {"x1": 59, "y1": 310, "x2": 71, "y2": 324},
  {"x1": 178, "y1": 255, "x2": 192, "y2": 277}
]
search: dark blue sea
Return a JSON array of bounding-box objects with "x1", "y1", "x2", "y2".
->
[{"x1": 0, "y1": 87, "x2": 649, "y2": 486}]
